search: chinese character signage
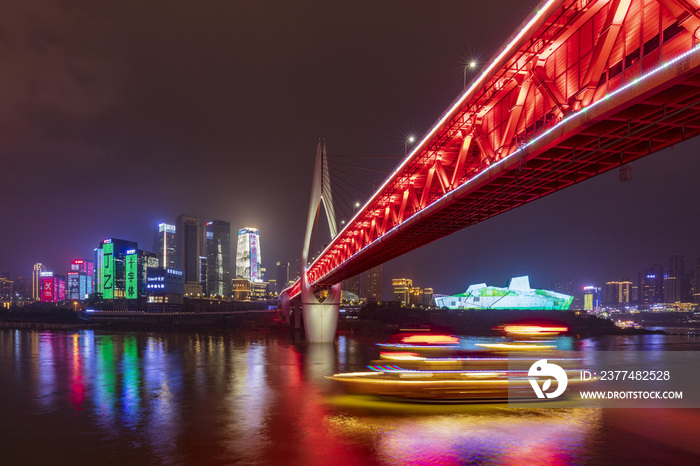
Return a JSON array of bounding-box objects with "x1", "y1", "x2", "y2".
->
[
  {"x1": 41, "y1": 277, "x2": 54, "y2": 303},
  {"x1": 126, "y1": 253, "x2": 137, "y2": 299},
  {"x1": 103, "y1": 242, "x2": 114, "y2": 299}
]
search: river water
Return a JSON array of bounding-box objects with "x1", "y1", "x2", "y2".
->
[{"x1": 1, "y1": 328, "x2": 700, "y2": 465}]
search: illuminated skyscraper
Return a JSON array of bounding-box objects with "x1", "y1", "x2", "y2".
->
[
  {"x1": 583, "y1": 285, "x2": 601, "y2": 312},
  {"x1": 39, "y1": 271, "x2": 66, "y2": 303},
  {"x1": 96, "y1": 238, "x2": 138, "y2": 300},
  {"x1": 176, "y1": 214, "x2": 201, "y2": 285},
  {"x1": 605, "y1": 279, "x2": 632, "y2": 305},
  {"x1": 236, "y1": 228, "x2": 262, "y2": 282},
  {"x1": 206, "y1": 220, "x2": 231, "y2": 296},
  {"x1": 664, "y1": 254, "x2": 685, "y2": 303},
  {"x1": 70, "y1": 259, "x2": 94, "y2": 296},
  {"x1": 154, "y1": 223, "x2": 177, "y2": 270},
  {"x1": 275, "y1": 261, "x2": 289, "y2": 293},
  {"x1": 639, "y1": 264, "x2": 664, "y2": 305},
  {"x1": 365, "y1": 265, "x2": 382, "y2": 300},
  {"x1": 199, "y1": 256, "x2": 207, "y2": 295},
  {"x1": 32, "y1": 263, "x2": 46, "y2": 301}
]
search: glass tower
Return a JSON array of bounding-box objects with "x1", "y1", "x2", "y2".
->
[
  {"x1": 154, "y1": 223, "x2": 177, "y2": 270},
  {"x1": 176, "y1": 214, "x2": 201, "y2": 284},
  {"x1": 206, "y1": 220, "x2": 231, "y2": 296},
  {"x1": 236, "y1": 228, "x2": 262, "y2": 282}
]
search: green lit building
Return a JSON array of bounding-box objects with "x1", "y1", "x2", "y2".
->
[
  {"x1": 435, "y1": 276, "x2": 573, "y2": 310},
  {"x1": 95, "y1": 239, "x2": 158, "y2": 310}
]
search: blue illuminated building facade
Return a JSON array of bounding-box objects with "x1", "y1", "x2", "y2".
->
[
  {"x1": 639, "y1": 264, "x2": 664, "y2": 305},
  {"x1": 146, "y1": 267, "x2": 185, "y2": 312}
]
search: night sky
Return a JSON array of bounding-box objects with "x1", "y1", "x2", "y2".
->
[{"x1": 3, "y1": 0, "x2": 700, "y2": 299}]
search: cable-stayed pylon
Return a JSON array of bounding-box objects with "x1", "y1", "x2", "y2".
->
[{"x1": 299, "y1": 141, "x2": 341, "y2": 342}]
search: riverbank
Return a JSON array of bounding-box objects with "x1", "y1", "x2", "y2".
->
[
  {"x1": 339, "y1": 307, "x2": 667, "y2": 338},
  {"x1": 1, "y1": 305, "x2": 667, "y2": 337}
]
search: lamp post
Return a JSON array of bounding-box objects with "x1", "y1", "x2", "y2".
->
[{"x1": 464, "y1": 61, "x2": 477, "y2": 89}]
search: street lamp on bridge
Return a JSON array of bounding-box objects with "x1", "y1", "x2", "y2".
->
[
  {"x1": 464, "y1": 60, "x2": 478, "y2": 89},
  {"x1": 404, "y1": 135, "x2": 416, "y2": 157}
]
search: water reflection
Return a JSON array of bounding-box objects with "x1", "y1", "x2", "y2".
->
[
  {"x1": 70, "y1": 333, "x2": 85, "y2": 411},
  {"x1": 1, "y1": 328, "x2": 700, "y2": 464},
  {"x1": 36, "y1": 331, "x2": 56, "y2": 409},
  {"x1": 324, "y1": 406, "x2": 600, "y2": 464}
]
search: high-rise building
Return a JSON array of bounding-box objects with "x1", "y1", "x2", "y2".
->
[
  {"x1": 639, "y1": 264, "x2": 664, "y2": 305},
  {"x1": 619, "y1": 280, "x2": 632, "y2": 304},
  {"x1": 684, "y1": 270, "x2": 695, "y2": 302},
  {"x1": 275, "y1": 261, "x2": 289, "y2": 293},
  {"x1": 664, "y1": 254, "x2": 685, "y2": 303},
  {"x1": 366, "y1": 265, "x2": 382, "y2": 300},
  {"x1": 409, "y1": 287, "x2": 423, "y2": 307},
  {"x1": 70, "y1": 259, "x2": 94, "y2": 296},
  {"x1": 199, "y1": 256, "x2": 208, "y2": 296},
  {"x1": 423, "y1": 288, "x2": 434, "y2": 308},
  {"x1": 294, "y1": 258, "x2": 301, "y2": 281},
  {"x1": 176, "y1": 214, "x2": 202, "y2": 285},
  {"x1": 605, "y1": 279, "x2": 632, "y2": 305},
  {"x1": 236, "y1": 228, "x2": 262, "y2": 282},
  {"x1": 39, "y1": 271, "x2": 66, "y2": 303},
  {"x1": 552, "y1": 279, "x2": 574, "y2": 297},
  {"x1": 12, "y1": 276, "x2": 29, "y2": 300},
  {"x1": 343, "y1": 274, "x2": 361, "y2": 299},
  {"x1": 206, "y1": 220, "x2": 231, "y2": 296},
  {"x1": 96, "y1": 238, "x2": 138, "y2": 300},
  {"x1": 392, "y1": 278, "x2": 412, "y2": 305},
  {"x1": 138, "y1": 250, "x2": 159, "y2": 300},
  {"x1": 0, "y1": 275, "x2": 13, "y2": 300},
  {"x1": 32, "y1": 263, "x2": 46, "y2": 301},
  {"x1": 154, "y1": 223, "x2": 177, "y2": 270},
  {"x1": 583, "y1": 285, "x2": 601, "y2": 313}
]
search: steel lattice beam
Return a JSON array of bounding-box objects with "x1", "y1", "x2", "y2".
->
[{"x1": 285, "y1": 0, "x2": 700, "y2": 298}]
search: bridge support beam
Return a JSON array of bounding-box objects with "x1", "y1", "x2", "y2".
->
[{"x1": 302, "y1": 282, "x2": 341, "y2": 343}]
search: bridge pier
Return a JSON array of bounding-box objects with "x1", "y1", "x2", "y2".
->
[
  {"x1": 294, "y1": 300, "x2": 302, "y2": 330},
  {"x1": 280, "y1": 290, "x2": 291, "y2": 325},
  {"x1": 301, "y1": 282, "x2": 341, "y2": 343}
]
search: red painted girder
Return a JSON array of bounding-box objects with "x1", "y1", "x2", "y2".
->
[{"x1": 285, "y1": 0, "x2": 700, "y2": 297}]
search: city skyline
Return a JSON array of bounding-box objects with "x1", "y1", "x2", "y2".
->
[{"x1": 3, "y1": 1, "x2": 700, "y2": 298}]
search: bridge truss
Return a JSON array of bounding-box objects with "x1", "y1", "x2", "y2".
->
[{"x1": 287, "y1": 0, "x2": 700, "y2": 298}]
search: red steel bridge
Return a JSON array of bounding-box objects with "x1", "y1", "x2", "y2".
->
[{"x1": 286, "y1": 0, "x2": 700, "y2": 302}]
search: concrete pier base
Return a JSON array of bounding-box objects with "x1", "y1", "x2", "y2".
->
[{"x1": 301, "y1": 282, "x2": 340, "y2": 343}]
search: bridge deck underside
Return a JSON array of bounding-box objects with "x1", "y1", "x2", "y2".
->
[{"x1": 314, "y1": 74, "x2": 700, "y2": 286}]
